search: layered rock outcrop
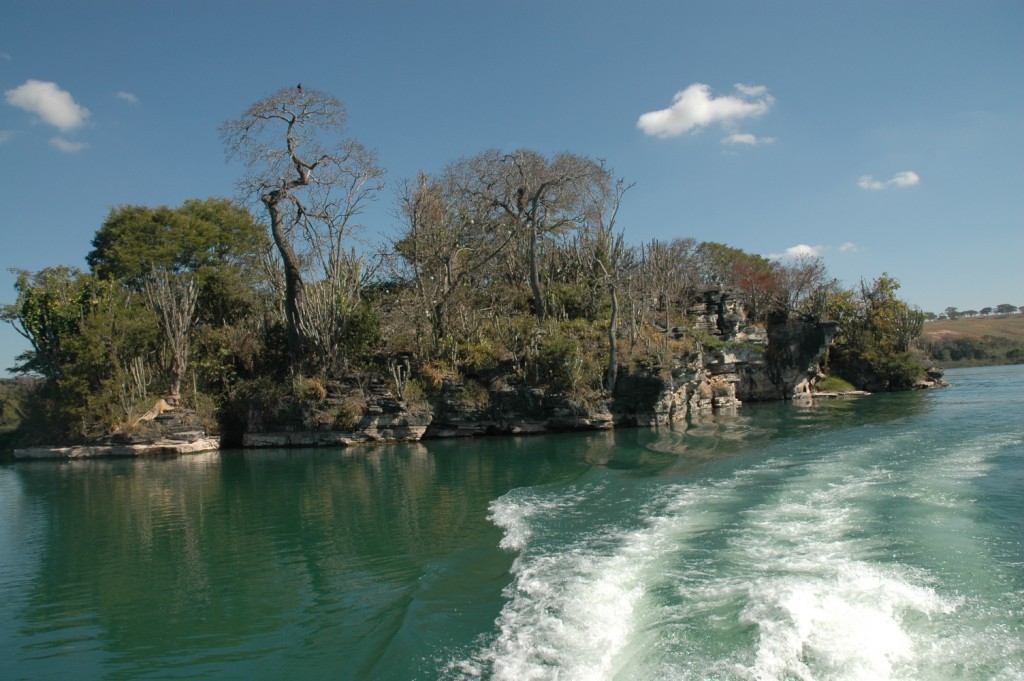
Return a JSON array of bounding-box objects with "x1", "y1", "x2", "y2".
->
[
  {"x1": 242, "y1": 375, "x2": 431, "y2": 448},
  {"x1": 239, "y1": 289, "x2": 866, "y2": 448},
  {"x1": 14, "y1": 403, "x2": 219, "y2": 460}
]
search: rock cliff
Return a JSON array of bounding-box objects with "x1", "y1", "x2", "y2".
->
[
  {"x1": 241, "y1": 288, "x2": 842, "y2": 448},
  {"x1": 14, "y1": 403, "x2": 220, "y2": 460}
]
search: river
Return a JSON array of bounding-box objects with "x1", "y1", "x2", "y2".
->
[{"x1": 1, "y1": 365, "x2": 1021, "y2": 680}]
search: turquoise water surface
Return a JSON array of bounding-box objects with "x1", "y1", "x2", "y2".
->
[{"x1": 1, "y1": 365, "x2": 1022, "y2": 680}]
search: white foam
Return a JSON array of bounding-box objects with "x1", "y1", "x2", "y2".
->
[
  {"x1": 739, "y1": 565, "x2": 957, "y2": 681},
  {"x1": 451, "y1": 481, "x2": 747, "y2": 680},
  {"x1": 720, "y1": 444, "x2": 974, "y2": 680},
  {"x1": 488, "y1": 488, "x2": 590, "y2": 552},
  {"x1": 449, "y1": 426, "x2": 1022, "y2": 680}
]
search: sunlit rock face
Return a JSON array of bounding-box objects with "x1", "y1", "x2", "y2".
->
[
  {"x1": 240, "y1": 289, "x2": 842, "y2": 448},
  {"x1": 684, "y1": 289, "x2": 836, "y2": 404}
]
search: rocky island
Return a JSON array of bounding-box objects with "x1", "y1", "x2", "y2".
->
[{"x1": 1, "y1": 87, "x2": 945, "y2": 460}]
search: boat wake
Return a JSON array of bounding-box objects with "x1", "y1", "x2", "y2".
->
[{"x1": 445, "y1": 429, "x2": 1023, "y2": 680}]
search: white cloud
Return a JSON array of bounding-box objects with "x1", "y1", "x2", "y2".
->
[
  {"x1": 858, "y1": 170, "x2": 920, "y2": 190},
  {"x1": 857, "y1": 176, "x2": 885, "y2": 190},
  {"x1": 890, "y1": 170, "x2": 920, "y2": 187},
  {"x1": 0, "y1": 52, "x2": 12, "y2": 62},
  {"x1": 768, "y1": 242, "x2": 864, "y2": 259},
  {"x1": 722, "y1": 132, "x2": 776, "y2": 146},
  {"x1": 770, "y1": 244, "x2": 823, "y2": 260},
  {"x1": 734, "y1": 83, "x2": 768, "y2": 98},
  {"x1": 723, "y1": 133, "x2": 757, "y2": 145},
  {"x1": 50, "y1": 136, "x2": 88, "y2": 153},
  {"x1": 0, "y1": 130, "x2": 15, "y2": 145},
  {"x1": 116, "y1": 91, "x2": 139, "y2": 104},
  {"x1": 638, "y1": 82, "x2": 774, "y2": 138},
  {"x1": 5, "y1": 79, "x2": 90, "y2": 131}
]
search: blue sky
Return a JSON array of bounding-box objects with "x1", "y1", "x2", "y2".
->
[{"x1": 2, "y1": 1, "x2": 1022, "y2": 374}]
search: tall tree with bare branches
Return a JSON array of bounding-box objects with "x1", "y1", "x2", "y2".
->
[
  {"x1": 392, "y1": 170, "x2": 519, "y2": 351},
  {"x1": 463, "y1": 149, "x2": 612, "y2": 321},
  {"x1": 581, "y1": 179, "x2": 634, "y2": 393},
  {"x1": 220, "y1": 86, "x2": 384, "y2": 368}
]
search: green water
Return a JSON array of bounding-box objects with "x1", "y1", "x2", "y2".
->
[{"x1": 1, "y1": 366, "x2": 1022, "y2": 680}]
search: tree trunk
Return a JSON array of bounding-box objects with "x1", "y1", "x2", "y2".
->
[
  {"x1": 264, "y1": 194, "x2": 305, "y2": 367},
  {"x1": 528, "y1": 222, "x2": 545, "y2": 321},
  {"x1": 431, "y1": 300, "x2": 447, "y2": 351},
  {"x1": 606, "y1": 282, "x2": 619, "y2": 394}
]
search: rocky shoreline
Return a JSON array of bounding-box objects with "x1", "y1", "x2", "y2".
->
[
  {"x1": 11, "y1": 291, "x2": 947, "y2": 460},
  {"x1": 12, "y1": 403, "x2": 220, "y2": 460},
  {"x1": 14, "y1": 437, "x2": 221, "y2": 460}
]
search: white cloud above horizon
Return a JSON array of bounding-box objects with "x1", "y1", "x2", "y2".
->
[
  {"x1": 49, "y1": 136, "x2": 88, "y2": 153},
  {"x1": 116, "y1": 91, "x2": 139, "y2": 104},
  {"x1": 769, "y1": 244, "x2": 823, "y2": 260},
  {"x1": 768, "y1": 242, "x2": 864, "y2": 260},
  {"x1": 5, "y1": 79, "x2": 90, "y2": 132},
  {"x1": 722, "y1": 132, "x2": 776, "y2": 146},
  {"x1": 638, "y1": 83, "x2": 774, "y2": 139},
  {"x1": 858, "y1": 170, "x2": 920, "y2": 191}
]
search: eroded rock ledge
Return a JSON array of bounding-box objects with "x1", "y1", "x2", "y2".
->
[
  {"x1": 14, "y1": 437, "x2": 221, "y2": 460},
  {"x1": 14, "y1": 290, "x2": 947, "y2": 457},
  {"x1": 13, "y1": 405, "x2": 220, "y2": 460},
  {"x1": 241, "y1": 291, "x2": 855, "y2": 449}
]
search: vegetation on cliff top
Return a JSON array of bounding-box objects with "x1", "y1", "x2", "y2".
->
[{"x1": 1, "y1": 87, "x2": 932, "y2": 447}]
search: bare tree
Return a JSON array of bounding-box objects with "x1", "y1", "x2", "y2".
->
[
  {"x1": 391, "y1": 171, "x2": 516, "y2": 352},
  {"x1": 641, "y1": 237, "x2": 698, "y2": 330},
  {"x1": 463, "y1": 149, "x2": 612, "y2": 321},
  {"x1": 220, "y1": 86, "x2": 384, "y2": 368},
  {"x1": 574, "y1": 179, "x2": 634, "y2": 393},
  {"x1": 774, "y1": 254, "x2": 831, "y2": 318},
  {"x1": 144, "y1": 271, "x2": 198, "y2": 404}
]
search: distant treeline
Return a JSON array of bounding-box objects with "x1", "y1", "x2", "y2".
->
[
  {"x1": 923, "y1": 335, "x2": 1024, "y2": 366},
  {"x1": 927, "y1": 304, "x2": 1021, "y2": 320}
]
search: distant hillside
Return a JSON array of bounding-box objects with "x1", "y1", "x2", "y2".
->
[{"x1": 921, "y1": 314, "x2": 1024, "y2": 367}]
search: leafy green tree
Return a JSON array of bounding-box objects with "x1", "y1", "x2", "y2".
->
[
  {"x1": 2, "y1": 268, "x2": 159, "y2": 440},
  {"x1": 87, "y1": 198, "x2": 272, "y2": 330},
  {"x1": 827, "y1": 274, "x2": 926, "y2": 390},
  {"x1": 2, "y1": 267, "x2": 108, "y2": 379},
  {"x1": 56, "y1": 288, "x2": 159, "y2": 438},
  {"x1": 996, "y1": 303, "x2": 1019, "y2": 316},
  {"x1": 86, "y1": 198, "x2": 275, "y2": 406},
  {"x1": 88, "y1": 198, "x2": 268, "y2": 289}
]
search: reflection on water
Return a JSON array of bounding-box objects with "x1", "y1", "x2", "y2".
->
[
  {"x1": 0, "y1": 384, "x2": 943, "y2": 680},
  {"x1": 3, "y1": 436, "x2": 607, "y2": 679}
]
